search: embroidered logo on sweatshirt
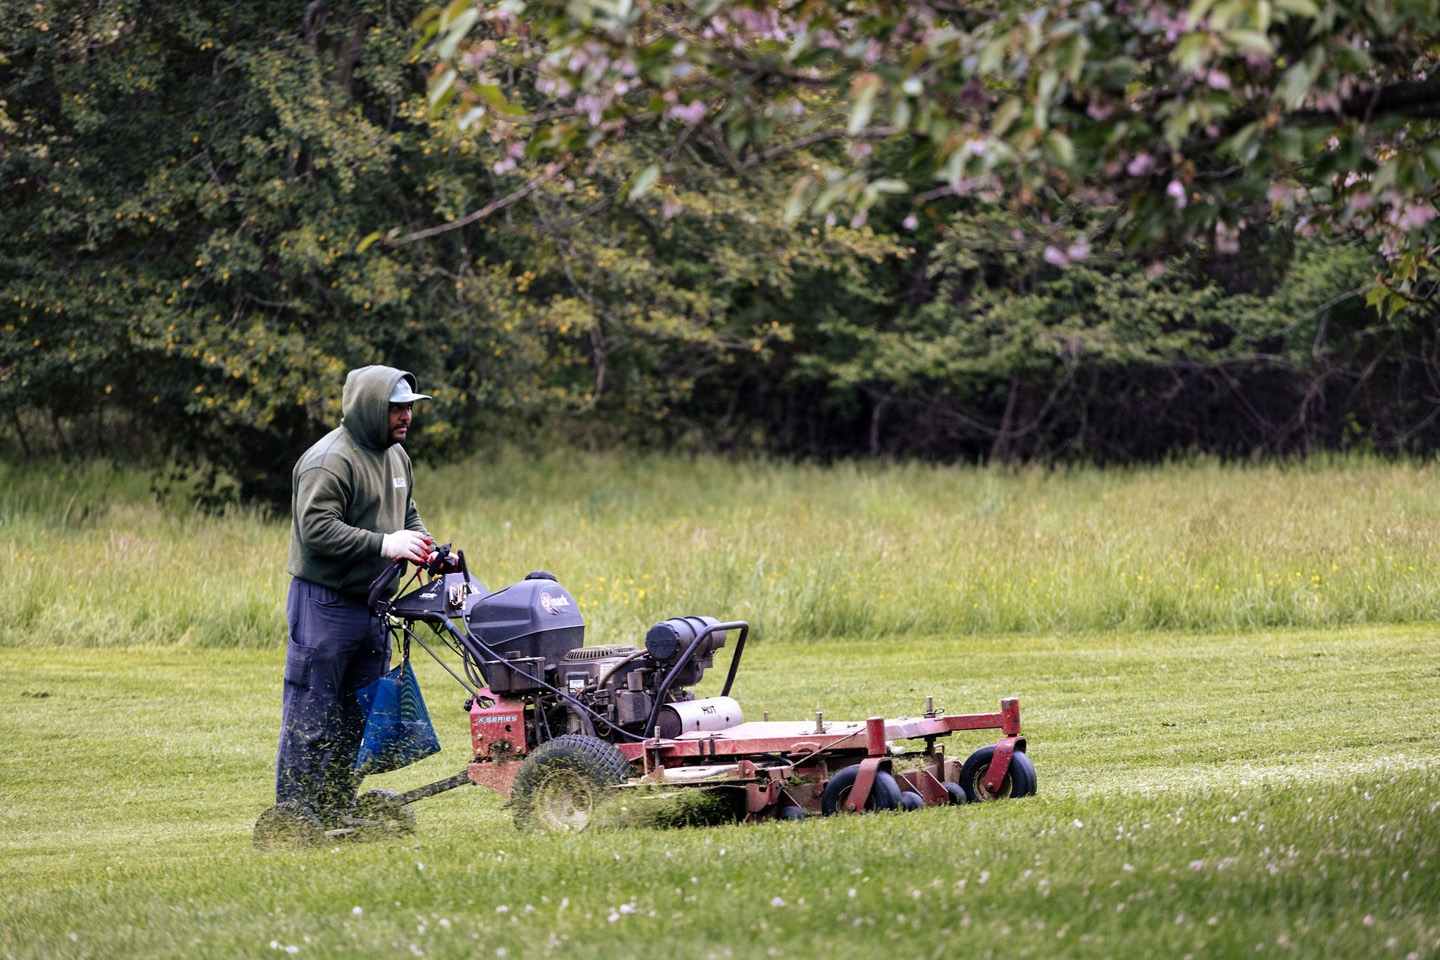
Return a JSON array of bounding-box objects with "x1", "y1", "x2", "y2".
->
[{"x1": 393, "y1": 477, "x2": 406, "y2": 488}]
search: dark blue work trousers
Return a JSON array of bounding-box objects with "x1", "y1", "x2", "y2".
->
[{"x1": 276, "y1": 578, "x2": 390, "y2": 814}]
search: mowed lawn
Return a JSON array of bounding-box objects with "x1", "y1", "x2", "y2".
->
[{"x1": 3, "y1": 622, "x2": 1438, "y2": 959}]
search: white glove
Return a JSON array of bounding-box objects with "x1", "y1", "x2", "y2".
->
[{"x1": 380, "y1": 530, "x2": 431, "y2": 563}]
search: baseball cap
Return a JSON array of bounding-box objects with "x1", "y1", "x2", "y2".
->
[{"x1": 389, "y1": 376, "x2": 432, "y2": 403}]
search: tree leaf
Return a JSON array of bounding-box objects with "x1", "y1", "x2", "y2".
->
[
  {"x1": 783, "y1": 175, "x2": 815, "y2": 223},
  {"x1": 428, "y1": 68, "x2": 457, "y2": 109},
  {"x1": 1276, "y1": 62, "x2": 1312, "y2": 109},
  {"x1": 437, "y1": 8, "x2": 479, "y2": 61},
  {"x1": 992, "y1": 98, "x2": 1024, "y2": 138},
  {"x1": 628, "y1": 163, "x2": 660, "y2": 200},
  {"x1": 1223, "y1": 29, "x2": 1274, "y2": 55},
  {"x1": 439, "y1": 0, "x2": 470, "y2": 31},
  {"x1": 1187, "y1": 0, "x2": 1218, "y2": 27},
  {"x1": 848, "y1": 73, "x2": 882, "y2": 135},
  {"x1": 1044, "y1": 130, "x2": 1074, "y2": 168}
]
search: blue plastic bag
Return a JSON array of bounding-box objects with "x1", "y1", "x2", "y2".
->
[{"x1": 354, "y1": 660, "x2": 441, "y2": 776}]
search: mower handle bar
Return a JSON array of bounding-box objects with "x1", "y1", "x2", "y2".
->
[
  {"x1": 366, "y1": 543, "x2": 466, "y2": 614},
  {"x1": 366, "y1": 561, "x2": 402, "y2": 612}
]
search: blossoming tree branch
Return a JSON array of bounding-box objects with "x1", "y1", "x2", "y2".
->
[{"x1": 411, "y1": 0, "x2": 1438, "y2": 309}]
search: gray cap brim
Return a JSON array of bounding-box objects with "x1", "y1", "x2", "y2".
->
[{"x1": 389, "y1": 378, "x2": 432, "y2": 403}]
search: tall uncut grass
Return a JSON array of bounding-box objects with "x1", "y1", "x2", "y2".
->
[{"x1": 3, "y1": 453, "x2": 1439, "y2": 648}]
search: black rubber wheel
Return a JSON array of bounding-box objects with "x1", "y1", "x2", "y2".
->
[
  {"x1": 512, "y1": 734, "x2": 633, "y2": 832},
  {"x1": 253, "y1": 801, "x2": 323, "y2": 851},
  {"x1": 959, "y1": 746, "x2": 1034, "y2": 802},
  {"x1": 1009, "y1": 751, "x2": 1038, "y2": 798},
  {"x1": 898, "y1": 792, "x2": 924, "y2": 812},
  {"x1": 777, "y1": 805, "x2": 807, "y2": 821},
  {"x1": 820, "y1": 766, "x2": 902, "y2": 816},
  {"x1": 354, "y1": 789, "x2": 418, "y2": 834},
  {"x1": 941, "y1": 781, "x2": 966, "y2": 805}
]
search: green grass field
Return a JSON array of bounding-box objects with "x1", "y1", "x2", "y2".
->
[{"x1": 2, "y1": 455, "x2": 1439, "y2": 958}]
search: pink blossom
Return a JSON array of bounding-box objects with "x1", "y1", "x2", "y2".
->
[
  {"x1": 581, "y1": 95, "x2": 604, "y2": 126},
  {"x1": 1066, "y1": 237, "x2": 1090, "y2": 261},
  {"x1": 463, "y1": 39, "x2": 498, "y2": 68},
  {"x1": 1043, "y1": 245, "x2": 1070, "y2": 266},
  {"x1": 902, "y1": 214, "x2": 919, "y2": 230},
  {"x1": 1126, "y1": 154, "x2": 1154, "y2": 177},
  {"x1": 1394, "y1": 203, "x2": 1436, "y2": 230},
  {"x1": 665, "y1": 100, "x2": 707, "y2": 124},
  {"x1": 1086, "y1": 100, "x2": 1114, "y2": 121},
  {"x1": 1166, "y1": 179, "x2": 1187, "y2": 209}
]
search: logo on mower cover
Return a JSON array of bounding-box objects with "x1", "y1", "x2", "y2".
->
[{"x1": 539, "y1": 591, "x2": 570, "y2": 615}]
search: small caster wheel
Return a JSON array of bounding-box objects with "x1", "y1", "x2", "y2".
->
[
  {"x1": 821, "y1": 766, "x2": 902, "y2": 815},
  {"x1": 1009, "y1": 752, "x2": 1037, "y2": 798},
  {"x1": 898, "y1": 792, "x2": 924, "y2": 811},
  {"x1": 777, "y1": 805, "x2": 807, "y2": 821},
  {"x1": 959, "y1": 746, "x2": 1035, "y2": 802},
  {"x1": 941, "y1": 781, "x2": 966, "y2": 804}
]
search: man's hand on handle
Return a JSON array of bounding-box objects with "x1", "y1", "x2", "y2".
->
[{"x1": 381, "y1": 530, "x2": 433, "y2": 563}]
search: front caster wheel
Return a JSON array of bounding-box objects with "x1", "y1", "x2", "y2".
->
[
  {"x1": 959, "y1": 746, "x2": 1036, "y2": 802},
  {"x1": 821, "y1": 766, "x2": 902, "y2": 815}
]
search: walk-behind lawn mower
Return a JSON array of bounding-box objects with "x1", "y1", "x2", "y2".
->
[{"x1": 255, "y1": 546, "x2": 1035, "y2": 845}]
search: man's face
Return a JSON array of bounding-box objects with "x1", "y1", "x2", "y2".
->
[{"x1": 388, "y1": 402, "x2": 413, "y2": 445}]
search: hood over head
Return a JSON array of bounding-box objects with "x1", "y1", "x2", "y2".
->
[{"x1": 341, "y1": 365, "x2": 420, "y2": 450}]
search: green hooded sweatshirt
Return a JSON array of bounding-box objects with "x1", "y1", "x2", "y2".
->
[{"x1": 286, "y1": 365, "x2": 430, "y2": 597}]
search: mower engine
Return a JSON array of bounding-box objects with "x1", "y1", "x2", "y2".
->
[{"x1": 445, "y1": 574, "x2": 740, "y2": 744}]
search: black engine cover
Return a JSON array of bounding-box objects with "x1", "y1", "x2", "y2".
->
[{"x1": 465, "y1": 578, "x2": 585, "y2": 669}]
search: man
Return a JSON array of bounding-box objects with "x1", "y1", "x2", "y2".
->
[{"x1": 276, "y1": 365, "x2": 436, "y2": 824}]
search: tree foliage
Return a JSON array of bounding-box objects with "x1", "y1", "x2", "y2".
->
[
  {"x1": 423, "y1": 0, "x2": 1440, "y2": 308},
  {"x1": 2, "y1": 1, "x2": 1438, "y2": 504}
]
